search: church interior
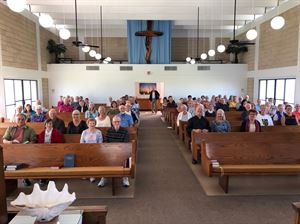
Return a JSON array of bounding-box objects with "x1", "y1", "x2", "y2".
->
[{"x1": 0, "y1": 0, "x2": 300, "y2": 223}]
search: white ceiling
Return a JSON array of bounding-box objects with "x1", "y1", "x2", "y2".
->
[{"x1": 8, "y1": 0, "x2": 295, "y2": 36}]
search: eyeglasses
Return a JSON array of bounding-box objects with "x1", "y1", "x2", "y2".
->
[{"x1": 113, "y1": 121, "x2": 121, "y2": 123}]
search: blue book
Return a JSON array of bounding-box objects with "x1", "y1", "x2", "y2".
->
[{"x1": 64, "y1": 153, "x2": 76, "y2": 167}]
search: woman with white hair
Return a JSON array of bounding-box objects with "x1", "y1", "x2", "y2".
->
[
  {"x1": 67, "y1": 110, "x2": 88, "y2": 134},
  {"x1": 85, "y1": 102, "x2": 98, "y2": 118},
  {"x1": 176, "y1": 104, "x2": 192, "y2": 126},
  {"x1": 210, "y1": 109, "x2": 231, "y2": 132}
]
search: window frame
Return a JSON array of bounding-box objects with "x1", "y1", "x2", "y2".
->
[
  {"x1": 4, "y1": 79, "x2": 38, "y2": 118},
  {"x1": 258, "y1": 78, "x2": 295, "y2": 105}
]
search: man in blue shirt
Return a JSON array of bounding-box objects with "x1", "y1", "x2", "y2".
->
[{"x1": 117, "y1": 105, "x2": 133, "y2": 127}]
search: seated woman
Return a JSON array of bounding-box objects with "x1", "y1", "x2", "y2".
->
[
  {"x1": 80, "y1": 118, "x2": 103, "y2": 183},
  {"x1": 67, "y1": 110, "x2": 88, "y2": 134},
  {"x1": 95, "y1": 106, "x2": 111, "y2": 127},
  {"x1": 85, "y1": 103, "x2": 98, "y2": 119},
  {"x1": 106, "y1": 101, "x2": 120, "y2": 116},
  {"x1": 210, "y1": 109, "x2": 231, "y2": 132},
  {"x1": 38, "y1": 119, "x2": 63, "y2": 143},
  {"x1": 80, "y1": 118, "x2": 103, "y2": 143},
  {"x1": 240, "y1": 109, "x2": 261, "y2": 132},
  {"x1": 22, "y1": 104, "x2": 36, "y2": 122},
  {"x1": 281, "y1": 104, "x2": 299, "y2": 126},
  {"x1": 205, "y1": 103, "x2": 215, "y2": 117},
  {"x1": 273, "y1": 104, "x2": 285, "y2": 125}
]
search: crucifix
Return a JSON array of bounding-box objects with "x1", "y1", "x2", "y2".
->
[{"x1": 135, "y1": 20, "x2": 163, "y2": 64}]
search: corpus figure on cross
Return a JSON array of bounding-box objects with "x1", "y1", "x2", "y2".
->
[{"x1": 135, "y1": 20, "x2": 163, "y2": 64}]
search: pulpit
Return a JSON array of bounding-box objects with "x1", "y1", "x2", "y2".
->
[{"x1": 136, "y1": 98, "x2": 161, "y2": 111}]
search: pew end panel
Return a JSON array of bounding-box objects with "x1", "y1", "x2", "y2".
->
[{"x1": 292, "y1": 202, "x2": 300, "y2": 224}]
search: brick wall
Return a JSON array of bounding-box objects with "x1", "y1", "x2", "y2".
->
[
  {"x1": 215, "y1": 37, "x2": 230, "y2": 62},
  {"x1": 172, "y1": 37, "x2": 209, "y2": 61},
  {"x1": 85, "y1": 37, "x2": 128, "y2": 61},
  {"x1": 259, "y1": 6, "x2": 300, "y2": 70},
  {"x1": 0, "y1": 4, "x2": 38, "y2": 70},
  {"x1": 247, "y1": 77, "x2": 254, "y2": 102},
  {"x1": 63, "y1": 37, "x2": 79, "y2": 60},
  {"x1": 41, "y1": 78, "x2": 49, "y2": 108},
  {"x1": 236, "y1": 32, "x2": 255, "y2": 70},
  {"x1": 40, "y1": 27, "x2": 59, "y2": 71}
]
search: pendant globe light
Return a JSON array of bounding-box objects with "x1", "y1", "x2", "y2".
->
[
  {"x1": 7, "y1": 0, "x2": 26, "y2": 12},
  {"x1": 200, "y1": 53, "x2": 207, "y2": 60},
  {"x1": 217, "y1": 0, "x2": 225, "y2": 53},
  {"x1": 270, "y1": 0, "x2": 285, "y2": 30},
  {"x1": 271, "y1": 16, "x2": 285, "y2": 30},
  {"x1": 59, "y1": 0, "x2": 71, "y2": 40},
  {"x1": 246, "y1": 1, "x2": 257, "y2": 41},
  {"x1": 39, "y1": 14, "x2": 54, "y2": 28},
  {"x1": 59, "y1": 28, "x2": 71, "y2": 40},
  {"x1": 246, "y1": 29, "x2": 257, "y2": 40}
]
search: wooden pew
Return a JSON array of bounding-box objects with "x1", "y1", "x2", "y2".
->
[
  {"x1": 2, "y1": 142, "x2": 136, "y2": 196},
  {"x1": 191, "y1": 125, "x2": 300, "y2": 163},
  {"x1": 7, "y1": 205, "x2": 108, "y2": 224},
  {"x1": 201, "y1": 140, "x2": 300, "y2": 193},
  {"x1": 192, "y1": 131, "x2": 300, "y2": 163},
  {"x1": 0, "y1": 146, "x2": 8, "y2": 224},
  {"x1": 64, "y1": 127, "x2": 138, "y2": 143},
  {"x1": 292, "y1": 202, "x2": 300, "y2": 224}
]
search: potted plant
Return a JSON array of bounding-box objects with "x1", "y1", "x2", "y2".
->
[
  {"x1": 225, "y1": 44, "x2": 248, "y2": 64},
  {"x1": 46, "y1": 39, "x2": 67, "y2": 63}
]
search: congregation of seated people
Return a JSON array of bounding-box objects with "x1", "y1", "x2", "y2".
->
[
  {"x1": 161, "y1": 94, "x2": 300, "y2": 136},
  {"x1": 2, "y1": 94, "x2": 140, "y2": 187}
]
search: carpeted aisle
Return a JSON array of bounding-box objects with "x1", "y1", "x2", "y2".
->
[{"x1": 76, "y1": 112, "x2": 300, "y2": 224}]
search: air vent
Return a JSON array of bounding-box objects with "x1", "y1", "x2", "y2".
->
[
  {"x1": 86, "y1": 66, "x2": 99, "y2": 71},
  {"x1": 197, "y1": 66, "x2": 211, "y2": 71},
  {"x1": 120, "y1": 66, "x2": 133, "y2": 71},
  {"x1": 164, "y1": 66, "x2": 177, "y2": 71}
]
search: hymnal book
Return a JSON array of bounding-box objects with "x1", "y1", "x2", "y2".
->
[
  {"x1": 64, "y1": 153, "x2": 75, "y2": 167},
  {"x1": 5, "y1": 163, "x2": 28, "y2": 171}
]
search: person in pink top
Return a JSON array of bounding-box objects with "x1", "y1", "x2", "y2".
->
[
  {"x1": 292, "y1": 104, "x2": 300, "y2": 120},
  {"x1": 57, "y1": 96, "x2": 64, "y2": 107},
  {"x1": 59, "y1": 97, "x2": 73, "y2": 112}
]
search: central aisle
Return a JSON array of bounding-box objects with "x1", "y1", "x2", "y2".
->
[{"x1": 80, "y1": 112, "x2": 295, "y2": 224}]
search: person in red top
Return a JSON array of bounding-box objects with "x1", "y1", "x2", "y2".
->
[
  {"x1": 292, "y1": 104, "x2": 300, "y2": 121},
  {"x1": 38, "y1": 119, "x2": 63, "y2": 143},
  {"x1": 58, "y1": 97, "x2": 73, "y2": 113}
]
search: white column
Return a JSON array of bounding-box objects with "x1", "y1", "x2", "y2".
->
[{"x1": 294, "y1": 19, "x2": 300, "y2": 103}]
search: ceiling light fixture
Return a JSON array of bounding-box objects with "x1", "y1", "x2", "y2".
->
[
  {"x1": 59, "y1": 0, "x2": 70, "y2": 40},
  {"x1": 217, "y1": 0, "x2": 226, "y2": 53},
  {"x1": 7, "y1": 0, "x2": 26, "y2": 13},
  {"x1": 39, "y1": 14, "x2": 54, "y2": 28},
  {"x1": 246, "y1": 1, "x2": 257, "y2": 41},
  {"x1": 270, "y1": 0, "x2": 285, "y2": 30}
]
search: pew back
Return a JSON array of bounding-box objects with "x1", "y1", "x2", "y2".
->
[{"x1": 2, "y1": 143, "x2": 134, "y2": 168}]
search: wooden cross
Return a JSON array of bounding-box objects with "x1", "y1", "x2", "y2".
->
[{"x1": 135, "y1": 20, "x2": 163, "y2": 64}]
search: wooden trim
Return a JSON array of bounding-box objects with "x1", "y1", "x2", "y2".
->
[{"x1": 0, "y1": 146, "x2": 8, "y2": 224}]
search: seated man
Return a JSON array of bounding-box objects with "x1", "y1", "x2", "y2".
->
[
  {"x1": 3, "y1": 113, "x2": 37, "y2": 186},
  {"x1": 30, "y1": 105, "x2": 46, "y2": 122},
  {"x1": 167, "y1": 96, "x2": 177, "y2": 108},
  {"x1": 256, "y1": 104, "x2": 274, "y2": 126},
  {"x1": 100, "y1": 116, "x2": 130, "y2": 187},
  {"x1": 215, "y1": 98, "x2": 229, "y2": 112},
  {"x1": 48, "y1": 108, "x2": 66, "y2": 134},
  {"x1": 117, "y1": 105, "x2": 133, "y2": 127},
  {"x1": 186, "y1": 105, "x2": 210, "y2": 137},
  {"x1": 3, "y1": 113, "x2": 37, "y2": 144}
]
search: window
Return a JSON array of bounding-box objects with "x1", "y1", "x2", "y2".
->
[
  {"x1": 4, "y1": 79, "x2": 38, "y2": 119},
  {"x1": 258, "y1": 79, "x2": 295, "y2": 106}
]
